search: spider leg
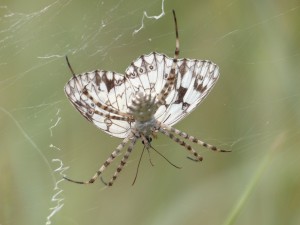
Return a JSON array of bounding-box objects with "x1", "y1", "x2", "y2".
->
[
  {"x1": 64, "y1": 136, "x2": 131, "y2": 184},
  {"x1": 140, "y1": 135, "x2": 154, "y2": 166},
  {"x1": 73, "y1": 88, "x2": 133, "y2": 122},
  {"x1": 66, "y1": 55, "x2": 76, "y2": 78},
  {"x1": 160, "y1": 123, "x2": 230, "y2": 153},
  {"x1": 156, "y1": 10, "x2": 180, "y2": 108},
  {"x1": 172, "y1": 10, "x2": 180, "y2": 60},
  {"x1": 81, "y1": 86, "x2": 131, "y2": 118},
  {"x1": 65, "y1": 56, "x2": 132, "y2": 119},
  {"x1": 158, "y1": 127, "x2": 203, "y2": 162},
  {"x1": 149, "y1": 144, "x2": 181, "y2": 169},
  {"x1": 145, "y1": 147, "x2": 154, "y2": 166},
  {"x1": 132, "y1": 146, "x2": 146, "y2": 186},
  {"x1": 106, "y1": 137, "x2": 137, "y2": 186},
  {"x1": 93, "y1": 109, "x2": 133, "y2": 122}
]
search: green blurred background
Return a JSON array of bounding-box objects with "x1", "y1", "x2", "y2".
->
[{"x1": 1, "y1": 0, "x2": 300, "y2": 224}]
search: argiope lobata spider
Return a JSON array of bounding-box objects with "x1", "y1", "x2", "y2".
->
[{"x1": 64, "y1": 10, "x2": 230, "y2": 186}]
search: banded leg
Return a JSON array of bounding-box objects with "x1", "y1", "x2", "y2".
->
[
  {"x1": 82, "y1": 86, "x2": 131, "y2": 118},
  {"x1": 70, "y1": 88, "x2": 132, "y2": 122},
  {"x1": 64, "y1": 136, "x2": 131, "y2": 184},
  {"x1": 156, "y1": 10, "x2": 179, "y2": 107},
  {"x1": 158, "y1": 127, "x2": 203, "y2": 161},
  {"x1": 66, "y1": 56, "x2": 132, "y2": 119},
  {"x1": 107, "y1": 137, "x2": 137, "y2": 186},
  {"x1": 93, "y1": 110, "x2": 133, "y2": 122},
  {"x1": 160, "y1": 123, "x2": 230, "y2": 153}
]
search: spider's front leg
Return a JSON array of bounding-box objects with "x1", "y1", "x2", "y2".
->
[{"x1": 156, "y1": 10, "x2": 180, "y2": 108}]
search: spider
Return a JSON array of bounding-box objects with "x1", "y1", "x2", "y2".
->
[{"x1": 64, "y1": 10, "x2": 230, "y2": 186}]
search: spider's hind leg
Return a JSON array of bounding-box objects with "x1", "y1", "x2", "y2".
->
[
  {"x1": 106, "y1": 137, "x2": 137, "y2": 186},
  {"x1": 64, "y1": 136, "x2": 131, "y2": 185},
  {"x1": 160, "y1": 122, "x2": 230, "y2": 153},
  {"x1": 158, "y1": 127, "x2": 203, "y2": 162}
]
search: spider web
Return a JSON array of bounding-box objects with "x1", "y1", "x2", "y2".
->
[{"x1": 1, "y1": 0, "x2": 300, "y2": 225}]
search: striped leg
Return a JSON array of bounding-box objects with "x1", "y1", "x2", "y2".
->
[
  {"x1": 64, "y1": 137, "x2": 131, "y2": 184},
  {"x1": 76, "y1": 100, "x2": 132, "y2": 124},
  {"x1": 156, "y1": 10, "x2": 179, "y2": 107},
  {"x1": 160, "y1": 123, "x2": 230, "y2": 153},
  {"x1": 75, "y1": 92, "x2": 133, "y2": 123},
  {"x1": 107, "y1": 137, "x2": 137, "y2": 186},
  {"x1": 82, "y1": 87, "x2": 131, "y2": 118},
  {"x1": 158, "y1": 127, "x2": 203, "y2": 161},
  {"x1": 93, "y1": 110, "x2": 132, "y2": 122},
  {"x1": 65, "y1": 56, "x2": 132, "y2": 119}
]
